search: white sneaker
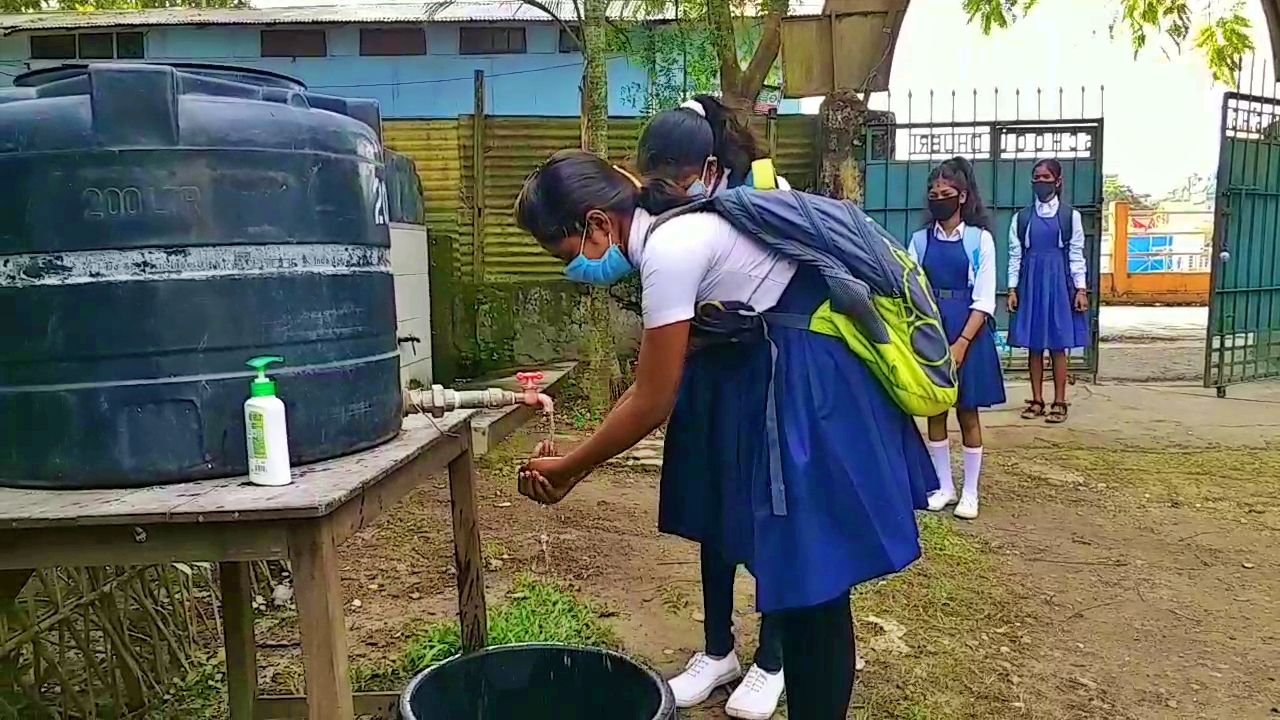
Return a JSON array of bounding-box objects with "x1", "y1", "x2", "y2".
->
[
  {"x1": 725, "y1": 665, "x2": 785, "y2": 720},
  {"x1": 927, "y1": 487, "x2": 957, "y2": 512},
  {"x1": 954, "y1": 494, "x2": 979, "y2": 519},
  {"x1": 668, "y1": 652, "x2": 742, "y2": 708}
]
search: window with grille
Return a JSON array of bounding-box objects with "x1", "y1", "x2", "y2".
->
[
  {"x1": 30, "y1": 34, "x2": 79, "y2": 60},
  {"x1": 116, "y1": 32, "x2": 145, "y2": 59},
  {"x1": 30, "y1": 32, "x2": 146, "y2": 60},
  {"x1": 558, "y1": 27, "x2": 580, "y2": 53},
  {"x1": 360, "y1": 27, "x2": 427, "y2": 56},
  {"x1": 260, "y1": 29, "x2": 327, "y2": 57},
  {"x1": 77, "y1": 33, "x2": 114, "y2": 60},
  {"x1": 458, "y1": 27, "x2": 526, "y2": 55}
]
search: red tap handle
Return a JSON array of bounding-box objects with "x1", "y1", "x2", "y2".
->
[{"x1": 515, "y1": 371, "x2": 544, "y2": 391}]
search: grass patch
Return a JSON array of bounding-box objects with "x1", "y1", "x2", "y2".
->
[
  {"x1": 848, "y1": 514, "x2": 1033, "y2": 720},
  {"x1": 1043, "y1": 447, "x2": 1280, "y2": 515},
  {"x1": 144, "y1": 651, "x2": 228, "y2": 720},
  {"x1": 399, "y1": 574, "x2": 618, "y2": 673}
]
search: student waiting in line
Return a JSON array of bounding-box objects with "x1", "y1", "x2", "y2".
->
[
  {"x1": 1007, "y1": 159, "x2": 1088, "y2": 424},
  {"x1": 908, "y1": 157, "x2": 1006, "y2": 521}
]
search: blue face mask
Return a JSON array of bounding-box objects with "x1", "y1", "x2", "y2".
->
[
  {"x1": 687, "y1": 180, "x2": 709, "y2": 198},
  {"x1": 563, "y1": 237, "x2": 634, "y2": 286}
]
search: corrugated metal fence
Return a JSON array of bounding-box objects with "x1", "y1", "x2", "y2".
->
[{"x1": 384, "y1": 114, "x2": 821, "y2": 284}]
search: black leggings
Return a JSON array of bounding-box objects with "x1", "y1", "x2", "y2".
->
[
  {"x1": 775, "y1": 590, "x2": 856, "y2": 720},
  {"x1": 701, "y1": 545, "x2": 783, "y2": 672}
]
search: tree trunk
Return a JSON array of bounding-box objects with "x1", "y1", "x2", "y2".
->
[
  {"x1": 818, "y1": 90, "x2": 868, "y2": 202},
  {"x1": 579, "y1": 0, "x2": 620, "y2": 415}
]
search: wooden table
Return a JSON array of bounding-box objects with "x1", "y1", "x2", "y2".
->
[{"x1": 0, "y1": 410, "x2": 490, "y2": 720}]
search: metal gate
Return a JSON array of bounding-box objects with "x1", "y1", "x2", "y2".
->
[
  {"x1": 1206, "y1": 90, "x2": 1280, "y2": 395},
  {"x1": 862, "y1": 89, "x2": 1104, "y2": 374}
]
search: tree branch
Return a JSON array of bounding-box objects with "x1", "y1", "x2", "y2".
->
[
  {"x1": 737, "y1": 11, "x2": 783, "y2": 102},
  {"x1": 705, "y1": 0, "x2": 742, "y2": 98}
]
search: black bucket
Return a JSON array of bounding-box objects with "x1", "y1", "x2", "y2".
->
[{"x1": 399, "y1": 643, "x2": 676, "y2": 720}]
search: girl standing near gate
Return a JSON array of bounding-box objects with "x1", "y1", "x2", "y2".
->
[
  {"x1": 632, "y1": 94, "x2": 786, "y2": 719},
  {"x1": 513, "y1": 149, "x2": 935, "y2": 719},
  {"x1": 1007, "y1": 159, "x2": 1088, "y2": 423},
  {"x1": 908, "y1": 157, "x2": 1005, "y2": 520}
]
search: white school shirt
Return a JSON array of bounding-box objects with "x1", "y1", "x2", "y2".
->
[
  {"x1": 1006, "y1": 196, "x2": 1087, "y2": 290},
  {"x1": 906, "y1": 221, "x2": 998, "y2": 318},
  {"x1": 626, "y1": 208, "x2": 799, "y2": 329}
]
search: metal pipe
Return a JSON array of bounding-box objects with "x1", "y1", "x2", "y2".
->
[{"x1": 403, "y1": 374, "x2": 555, "y2": 418}]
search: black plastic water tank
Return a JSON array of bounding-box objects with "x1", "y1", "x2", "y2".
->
[
  {"x1": 400, "y1": 644, "x2": 677, "y2": 720},
  {"x1": 0, "y1": 63, "x2": 403, "y2": 488}
]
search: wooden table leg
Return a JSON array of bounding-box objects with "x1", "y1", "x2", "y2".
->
[
  {"x1": 290, "y1": 518, "x2": 355, "y2": 720},
  {"x1": 219, "y1": 561, "x2": 258, "y2": 720},
  {"x1": 448, "y1": 436, "x2": 488, "y2": 653}
]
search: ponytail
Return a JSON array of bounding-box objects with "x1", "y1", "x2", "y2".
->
[{"x1": 690, "y1": 94, "x2": 765, "y2": 182}]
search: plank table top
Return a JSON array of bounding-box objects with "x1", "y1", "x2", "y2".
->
[{"x1": 0, "y1": 410, "x2": 475, "y2": 531}]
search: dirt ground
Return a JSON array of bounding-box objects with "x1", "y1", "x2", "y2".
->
[{"x1": 257, "y1": 339, "x2": 1280, "y2": 718}]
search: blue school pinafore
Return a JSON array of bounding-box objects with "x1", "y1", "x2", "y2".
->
[
  {"x1": 1008, "y1": 212, "x2": 1088, "y2": 352},
  {"x1": 657, "y1": 267, "x2": 937, "y2": 613},
  {"x1": 919, "y1": 231, "x2": 1006, "y2": 409}
]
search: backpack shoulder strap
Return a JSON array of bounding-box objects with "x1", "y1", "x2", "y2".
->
[
  {"x1": 908, "y1": 227, "x2": 929, "y2": 262},
  {"x1": 1057, "y1": 202, "x2": 1074, "y2": 245},
  {"x1": 748, "y1": 158, "x2": 778, "y2": 190},
  {"x1": 961, "y1": 225, "x2": 982, "y2": 275},
  {"x1": 1016, "y1": 206, "x2": 1034, "y2": 248}
]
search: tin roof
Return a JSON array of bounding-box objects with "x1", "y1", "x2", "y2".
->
[{"x1": 0, "y1": 2, "x2": 678, "y2": 34}]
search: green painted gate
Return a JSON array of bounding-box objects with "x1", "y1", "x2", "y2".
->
[
  {"x1": 862, "y1": 105, "x2": 1105, "y2": 374},
  {"x1": 1205, "y1": 91, "x2": 1280, "y2": 395}
]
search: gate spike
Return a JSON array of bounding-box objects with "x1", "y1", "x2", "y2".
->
[{"x1": 1015, "y1": 88, "x2": 1021, "y2": 120}]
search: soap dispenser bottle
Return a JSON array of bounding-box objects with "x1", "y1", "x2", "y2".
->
[{"x1": 244, "y1": 356, "x2": 291, "y2": 487}]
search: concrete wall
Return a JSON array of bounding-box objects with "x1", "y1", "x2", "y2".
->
[{"x1": 391, "y1": 222, "x2": 432, "y2": 387}]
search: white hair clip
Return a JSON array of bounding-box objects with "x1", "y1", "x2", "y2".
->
[{"x1": 680, "y1": 99, "x2": 707, "y2": 117}]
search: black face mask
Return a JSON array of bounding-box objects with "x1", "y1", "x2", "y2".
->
[
  {"x1": 928, "y1": 196, "x2": 961, "y2": 222},
  {"x1": 1032, "y1": 181, "x2": 1058, "y2": 202}
]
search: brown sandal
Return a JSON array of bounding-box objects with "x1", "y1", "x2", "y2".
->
[
  {"x1": 1020, "y1": 400, "x2": 1046, "y2": 419},
  {"x1": 1045, "y1": 402, "x2": 1069, "y2": 424}
]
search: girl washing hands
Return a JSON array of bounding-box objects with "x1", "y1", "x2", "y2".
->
[{"x1": 513, "y1": 148, "x2": 935, "y2": 719}]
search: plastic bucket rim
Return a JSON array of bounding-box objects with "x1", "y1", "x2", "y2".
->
[{"x1": 398, "y1": 642, "x2": 677, "y2": 720}]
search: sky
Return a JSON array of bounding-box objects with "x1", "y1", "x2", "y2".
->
[
  {"x1": 251, "y1": 0, "x2": 1277, "y2": 197},
  {"x1": 864, "y1": 0, "x2": 1277, "y2": 197}
]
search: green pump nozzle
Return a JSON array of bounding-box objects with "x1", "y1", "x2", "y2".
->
[{"x1": 246, "y1": 356, "x2": 285, "y2": 398}]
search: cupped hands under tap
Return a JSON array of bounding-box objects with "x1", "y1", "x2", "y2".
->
[{"x1": 517, "y1": 455, "x2": 586, "y2": 505}]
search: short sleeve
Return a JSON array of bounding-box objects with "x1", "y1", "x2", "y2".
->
[{"x1": 638, "y1": 217, "x2": 717, "y2": 329}]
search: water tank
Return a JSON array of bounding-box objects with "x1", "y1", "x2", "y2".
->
[{"x1": 0, "y1": 63, "x2": 403, "y2": 489}]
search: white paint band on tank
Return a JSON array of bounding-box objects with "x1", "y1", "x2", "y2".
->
[{"x1": 0, "y1": 243, "x2": 391, "y2": 288}]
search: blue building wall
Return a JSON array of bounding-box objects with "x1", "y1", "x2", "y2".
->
[
  {"x1": 0, "y1": 21, "x2": 805, "y2": 118},
  {"x1": 0, "y1": 23, "x2": 653, "y2": 117}
]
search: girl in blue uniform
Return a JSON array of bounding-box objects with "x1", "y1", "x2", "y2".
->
[
  {"x1": 634, "y1": 94, "x2": 787, "y2": 719},
  {"x1": 513, "y1": 149, "x2": 935, "y2": 719},
  {"x1": 908, "y1": 157, "x2": 1005, "y2": 520},
  {"x1": 1007, "y1": 159, "x2": 1088, "y2": 424}
]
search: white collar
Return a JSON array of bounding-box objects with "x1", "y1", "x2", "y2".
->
[
  {"x1": 1035, "y1": 196, "x2": 1060, "y2": 217},
  {"x1": 932, "y1": 220, "x2": 967, "y2": 241},
  {"x1": 626, "y1": 208, "x2": 655, "y2": 267}
]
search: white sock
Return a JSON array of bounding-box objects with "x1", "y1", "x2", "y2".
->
[
  {"x1": 961, "y1": 446, "x2": 983, "y2": 500},
  {"x1": 927, "y1": 439, "x2": 953, "y2": 494}
]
